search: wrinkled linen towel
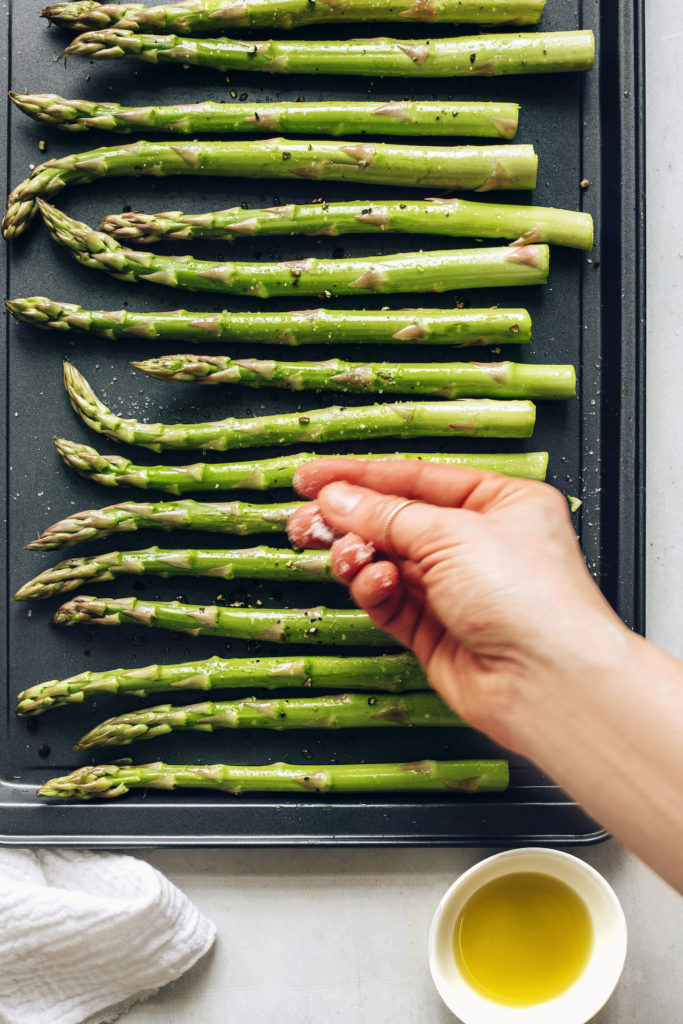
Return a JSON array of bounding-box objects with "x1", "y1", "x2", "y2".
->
[{"x1": 0, "y1": 848, "x2": 216, "y2": 1024}]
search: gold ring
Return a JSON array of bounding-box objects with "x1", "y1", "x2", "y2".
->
[{"x1": 382, "y1": 499, "x2": 421, "y2": 558}]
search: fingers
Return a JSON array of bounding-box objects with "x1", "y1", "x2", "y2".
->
[
  {"x1": 329, "y1": 533, "x2": 376, "y2": 584},
  {"x1": 293, "y1": 456, "x2": 531, "y2": 512},
  {"x1": 315, "y1": 480, "x2": 472, "y2": 562},
  {"x1": 287, "y1": 502, "x2": 342, "y2": 549},
  {"x1": 347, "y1": 561, "x2": 401, "y2": 608}
]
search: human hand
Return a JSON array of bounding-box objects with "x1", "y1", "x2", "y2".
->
[{"x1": 287, "y1": 459, "x2": 630, "y2": 755}]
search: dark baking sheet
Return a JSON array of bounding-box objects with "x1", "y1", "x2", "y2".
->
[{"x1": 0, "y1": 0, "x2": 644, "y2": 846}]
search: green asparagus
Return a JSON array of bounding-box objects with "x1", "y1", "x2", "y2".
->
[
  {"x1": 3, "y1": 137, "x2": 538, "y2": 239},
  {"x1": 102, "y1": 197, "x2": 593, "y2": 250},
  {"x1": 54, "y1": 437, "x2": 550, "y2": 493},
  {"x1": 75, "y1": 693, "x2": 464, "y2": 749},
  {"x1": 16, "y1": 652, "x2": 427, "y2": 716},
  {"x1": 40, "y1": 203, "x2": 550, "y2": 297},
  {"x1": 37, "y1": 758, "x2": 510, "y2": 799},
  {"x1": 63, "y1": 361, "x2": 537, "y2": 451},
  {"x1": 133, "y1": 354, "x2": 576, "y2": 400},
  {"x1": 60, "y1": 28, "x2": 595, "y2": 79},
  {"x1": 53, "y1": 594, "x2": 391, "y2": 645},
  {"x1": 43, "y1": 0, "x2": 546, "y2": 32},
  {"x1": 9, "y1": 92, "x2": 520, "y2": 138},
  {"x1": 27, "y1": 498, "x2": 304, "y2": 551},
  {"x1": 6, "y1": 298, "x2": 533, "y2": 347},
  {"x1": 16, "y1": 545, "x2": 336, "y2": 601}
]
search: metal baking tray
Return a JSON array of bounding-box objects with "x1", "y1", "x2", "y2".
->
[{"x1": 0, "y1": 0, "x2": 644, "y2": 846}]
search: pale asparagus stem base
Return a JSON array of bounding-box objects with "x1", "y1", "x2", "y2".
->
[
  {"x1": 75, "y1": 693, "x2": 464, "y2": 749},
  {"x1": 53, "y1": 595, "x2": 392, "y2": 646},
  {"x1": 59, "y1": 28, "x2": 595, "y2": 79},
  {"x1": 134, "y1": 355, "x2": 577, "y2": 401},
  {"x1": 63, "y1": 361, "x2": 537, "y2": 453},
  {"x1": 42, "y1": 0, "x2": 546, "y2": 32},
  {"x1": 37, "y1": 759, "x2": 510, "y2": 799},
  {"x1": 53, "y1": 438, "x2": 550, "y2": 493},
  {"x1": 6, "y1": 299, "x2": 534, "y2": 348},
  {"x1": 9, "y1": 92, "x2": 521, "y2": 138},
  {"x1": 15, "y1": 544, "x2": 336, "y2": 602},
  {"x1": 16, "y1": 652, "x2": 427, "y2": 716},
  {"x1": 102, "y1": 198, "x2": 593, "y2": 250},
  {"x1": 3, "y1": 137, "x2": 539, "y2": 240},
  {"x1": 27, "y1": 498, "x2": 305, "y2": 551},
  {"x1": 39, "y1": 202, "x2": 550, "y2": 299}
]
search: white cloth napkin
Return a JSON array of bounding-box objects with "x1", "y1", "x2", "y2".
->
[{"x1": 0, "y1": 849, "x2": 216, "y2": 1024}]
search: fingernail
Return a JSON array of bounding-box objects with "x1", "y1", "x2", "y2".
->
[{"x1": 324, "y1": 481, "x2": 363, "y2": 516}]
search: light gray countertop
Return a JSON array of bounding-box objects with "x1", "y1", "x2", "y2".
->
[{"x1": 128, "y1": 3, "x2": 683, "y2": 1019}]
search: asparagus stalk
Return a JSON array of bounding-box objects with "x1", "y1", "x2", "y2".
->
[
  {"x1": 27, "y1": 498, "x2": 304, "y2": 551},
  {"x1": 63, "y1": 361, "x2": 537, "y2": 451},
  {"x1": 60, "y1": 28, "x2": 595, "y2": 79},
  {"x1": 3, "y1": 138, "x2": 538, "y2": 240},
  {"x1": 53, "y1": 594, "x2": 391, "y2": 645},
  {"x1": 9, "y1": 92, "x2": 520, "y2": 139},
  {"x1": 75, "y1": 693, "x2": 464, "y2": 749},
  {"x1": 134, "y1": 354, "x2": 576, "y2": 400},
  {"x1": 39, "y1": 202, "x2": 550, "y2": 297},
  {"x1": 42, "y1": 0, "x2": 546, "y2": 32},
  {"x1": 54, "y1": 437, "x2": 550, "y2": 493},
  {"x1": 102, "y1": 198, "x2": 593, "y2": 250},
  {"x1": 16, "y1": 652, "x2": 427, "y2": 716},
  {"x1": 6, "y1": 299, "x2": 533, "y2": 348},
  {"x1": 16, "y1": 545, "x2": 336, "y2": 601},
  {"x1": 37, "y1": 758, "x2": 510, "y2": 799}
]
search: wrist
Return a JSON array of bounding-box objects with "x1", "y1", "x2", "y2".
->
[{"x1": 503, "y1": 608, "x2": 640, "y2": 760}]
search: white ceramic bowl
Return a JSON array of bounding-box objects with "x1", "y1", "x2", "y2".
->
[{"x1": 429, "y1": 848, "x2": 627, "y2": 1024}]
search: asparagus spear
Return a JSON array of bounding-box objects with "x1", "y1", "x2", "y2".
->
[
  {"x1": 102, "y1": 198, "x2": 593, "y2": 250},
  {"x1": 3, "y1": 137, "x2": 538, "y2": 239},
  {"x1": 17, "y1": 652, "x2": 427, "y2": 715},
  {"x1": 63, "y1": 361, "x2": 537, "y2": 451},
  {"x1": 38, "y1": 758, "x2": 509, "y2": 799},
  {"x1": 60, "y1": 28, "x2": 595, "y2": 79},
  {"x1": 75, "y1": 693, "x2": 464, "y2": 749},
  {"x1": 42, "y1": 0, "x2": 546, "y2": 32},
  {"x1": 54, "y1": 437, "x2": 550, "y2": 492},
  {"x1": 27, "y1": 498, "x2": 304, "y2": 551},
  {"x1": 134, "y1": 354, "x2": 576, "y2": 400},
  {"x1": 53, "y1": 594, "x2": 391, "y2": 645},
  {"x1": 16, "y1": 545, "x2": 336, "y2": 601},
  {"x1": 39, "y1": 202, "x2": 550, "y2": 297},
  {"x1": 9, "y1": 92, "x2": 520, "y2": 139},
  {"x1": 6, "y1": 298, "x2": 533, "y2": 348}
]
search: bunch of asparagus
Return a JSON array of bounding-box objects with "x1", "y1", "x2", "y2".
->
[{"x1": 11, "y1": 0, "x2": 597, "y2": 804}]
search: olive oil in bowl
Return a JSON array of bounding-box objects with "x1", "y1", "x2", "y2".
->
[{"x1": 453, "y1": 871, "x2": 594, "y2": 1007}]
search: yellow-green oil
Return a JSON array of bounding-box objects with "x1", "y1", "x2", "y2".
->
[{"x1": 453, "y1": 871, "x2": 594, "y2": 1007}]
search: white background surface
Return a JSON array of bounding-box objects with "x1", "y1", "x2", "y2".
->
[{"x1": 127, "y1": 3, "x2": 683, "y2": 1020}]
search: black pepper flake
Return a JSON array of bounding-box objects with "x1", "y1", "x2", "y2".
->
[
  {"x1": 38, "y1": 744, "x2": 50, "y2": 757},
  {"x1": 469, "y1": 53, "x2": 476, "y2": 63},
  {"x1": 367, "y1": 696, "x2": 377, "y2": 705},
  {"x1": 299, "y1": 415, "x2": 310, "y2": 423},
  {"x1": 282, "y1": 151, "x2": 291, "y2": 161}
]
